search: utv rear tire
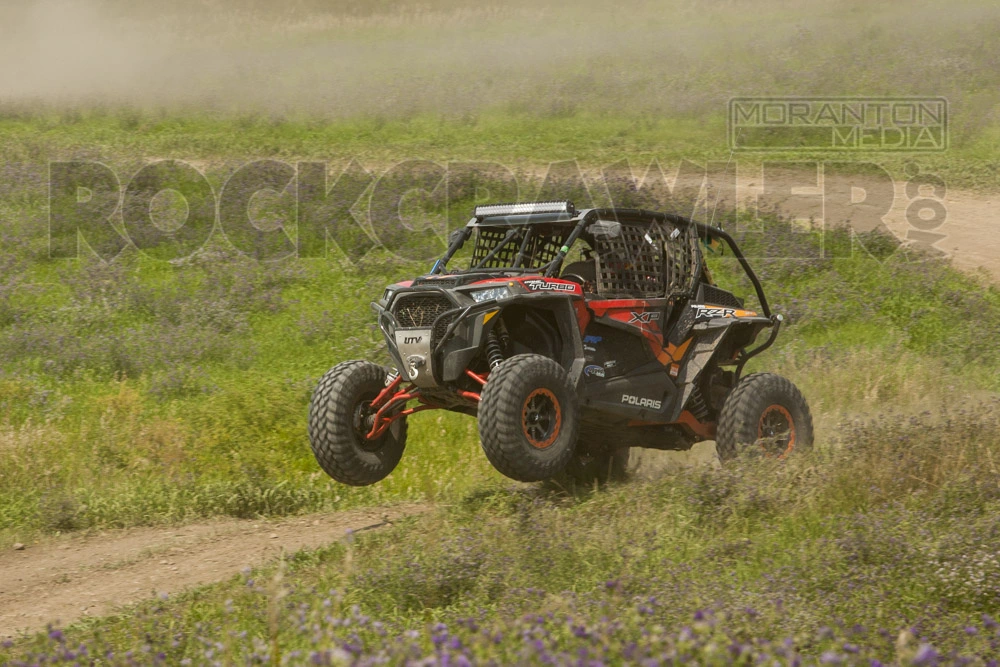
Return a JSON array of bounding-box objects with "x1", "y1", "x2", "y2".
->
[
  {"x1": 308, "y1": 361, "x2": 407, "y2": 486},
  {"x1": 716, "y1": 372, "x2": 813, "y2": 461},
  {"x1": 478, "y1": 354, "x2": 579, "y2": 482}
]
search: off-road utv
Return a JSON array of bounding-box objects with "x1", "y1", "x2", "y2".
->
[{"x1": 308, "y1": 201, "x2": 813, "y2": 486}]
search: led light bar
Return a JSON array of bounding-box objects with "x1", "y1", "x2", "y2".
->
[{"x1": 474, "y1": 201, "x2": 575, "y2": 218}]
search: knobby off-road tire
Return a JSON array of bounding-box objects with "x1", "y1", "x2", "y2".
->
[
  {"x1": 478, "y1": 354, "x2": 580, "y2": 482},
  {"x1": 716, "y1": 372, "x2": 813, "y2": 461},
  {"x1": 308, "y1": 361, "x2": 407, "y2": 486},
  {"x1": 555, "y1": 440, "x2": 630, "y2": 489}
]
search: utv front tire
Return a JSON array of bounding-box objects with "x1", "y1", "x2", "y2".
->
[
  {"x1": 716, "y1": 372, "x2": 813, "y2": 461},
  {"x1": 478, "y1": 354, "x2": 579, "y2": 482},
  {"x1": 308, "y1": 361, "x2": 407, "y2": 486}
]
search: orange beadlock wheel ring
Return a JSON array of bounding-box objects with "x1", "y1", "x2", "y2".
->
[
  {"x1": 521, "y1": 388, "x2": 562, "y2": 449},
  {"x1": 758, "y1": 404, "x2": 796, "y2": 459}
]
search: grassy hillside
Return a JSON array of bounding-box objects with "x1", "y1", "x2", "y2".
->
[
  {"x1": 6, "y1": 150, "x2": 1000, "y2": 664},
  {"x1": 2, "y1": 0, "x2": 1000, "y2": 189},
  {"x1": 3, "y1": 176, "x2": 1000, "y2": 543},
  {"x1": 2, "y1": 110, "x2": 999, "y2": 191},
  {"x1": 3, "y1": 0, "x2": 1000, "y2": 659}
]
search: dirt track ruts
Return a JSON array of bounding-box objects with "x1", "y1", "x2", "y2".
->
[{"x1": 0, "y1": 504, "x2": 429, "y2": 639}]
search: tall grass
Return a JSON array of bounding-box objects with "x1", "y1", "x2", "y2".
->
[{"x1": 7, "y1": 401, "x2": 1000, "y2": 663}]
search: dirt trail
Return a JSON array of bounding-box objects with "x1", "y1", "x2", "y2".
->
[
  {"x1": 0, "y1": 504, "x2": 429, "y2": 639},
  {"x1": 719, "y1": 169, "x2": 1000, "y2": 279},
  {"x1": 537, "y1": 163, "x2": 1000, "y2": 278}
]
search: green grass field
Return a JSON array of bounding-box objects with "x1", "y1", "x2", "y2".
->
[
  {"x1": 3, "y1": 110, "x2": 999, "y2": 190},
  {"x1": 3, "y1": 0, "x2": 1000, "y2": 662}
]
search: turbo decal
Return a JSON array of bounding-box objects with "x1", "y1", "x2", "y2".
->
[{"x1": 523, "y1": 279, "x2": 578, "y2": 293}]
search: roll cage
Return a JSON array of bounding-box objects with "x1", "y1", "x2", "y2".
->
[{"x1": 431, "y1": 203, "x2": 771, "y2": 318}]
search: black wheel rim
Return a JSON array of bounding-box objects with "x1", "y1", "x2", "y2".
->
[
  {"x1": 522, "y1": 388, "x2": 562, "y2": 449},
  {"x1": 757, "y1": 404, "x2": 795, "y2": 457},
  {"x1": 353, "y1": 393, "x2": 383, "y2": 450}
]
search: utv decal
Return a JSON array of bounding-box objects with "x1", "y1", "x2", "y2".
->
[
  {"x1": 523, "y1": 279, "x2": 578, "y2": 293},
  {"x1": 583, "y1": 335, "x2": 603, "y2": 344},
  {"x1": 621, "y1": 394, "x2": 662, "y2": 410},
  {"x1": 628, "y1": 311, "x2": 661, "y2": 324},
  {"x1": 403, "y1": 336, "x2": 423, "y2": 344},
  {"x1": 584, "y1": 364, "x2": 606, "y2": 378}
]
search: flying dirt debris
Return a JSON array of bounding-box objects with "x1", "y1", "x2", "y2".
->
[{"x1": 309, "y1": 201, "x2": 813, "y2": 487}]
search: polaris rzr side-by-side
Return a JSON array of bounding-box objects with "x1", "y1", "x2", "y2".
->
[{"x1": 308, "y1": 201, "x2": 813, "y2": 486}]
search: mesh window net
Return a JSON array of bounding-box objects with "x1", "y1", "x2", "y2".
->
[
  {"x1": 469, "y1": 227, "x2": 568, "y2": 270},
  {"x1": 594, "y1": 220, "x2": 700, "y2": 299}
]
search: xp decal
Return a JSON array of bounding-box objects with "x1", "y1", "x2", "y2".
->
[{"x1": 628, "y1": 311, "x2": 660, "y2": 324}]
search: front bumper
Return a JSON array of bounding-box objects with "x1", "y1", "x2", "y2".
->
[{"x1": 372, "y1": 289, "x2": 502, "y2": 388}]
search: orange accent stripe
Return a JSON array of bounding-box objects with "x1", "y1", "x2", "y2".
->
[
  {"x1": 628, "y1": 411, "x2": 716, "y2": 440},
  {"x1": 657, "y1": 337, "x2": 693, "y2": 367},
  {"x1": 674, "y1": 411, "x2": 716, "y2": 440}
]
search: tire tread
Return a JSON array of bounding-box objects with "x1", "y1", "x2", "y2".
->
[
  {"x1": 478, "y1": 354, "x2": 579, "y2": 482},
  {"x1": 716, "y1": 372, "x2": 813, "y2": 461},
  {"x1": 308, "y1": 361, "x2": 407, "y2": 486}
]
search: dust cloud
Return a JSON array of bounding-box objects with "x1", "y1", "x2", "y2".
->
[{"x1": 0, "y1": 0, "x2": 997, "y2": 123}]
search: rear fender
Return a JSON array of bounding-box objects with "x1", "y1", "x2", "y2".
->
[{"x1": 670, "y1": 317, "x2": 772, "y2": 421}]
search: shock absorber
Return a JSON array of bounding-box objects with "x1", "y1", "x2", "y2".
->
[
  {"x1": 686, "y1": 387, "x2": 711, "y2": 421},
  {"x1": 486, "y1": 330, "x2": 505, "y2": 369}
]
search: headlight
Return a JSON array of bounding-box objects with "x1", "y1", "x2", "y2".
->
[{"x1": 470, "y1": 286, "x2": 510, "y2": 303}]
